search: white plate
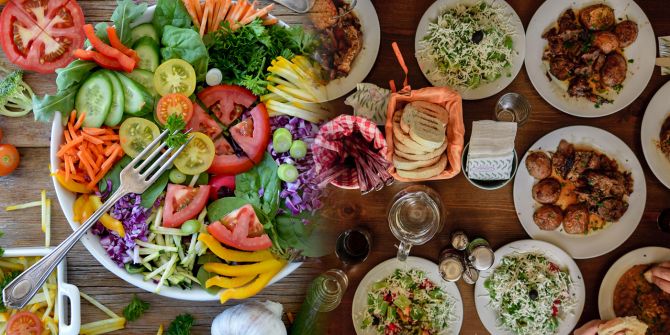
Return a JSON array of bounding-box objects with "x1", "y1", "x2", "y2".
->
[
  {"x1": 351, "y1": 256, "x2": 463, "y2": 335},
  {"x1": 598, "y1": 246, "x2": 670, "y2": 319},
  {"x1": 474, "y1": 240, "x2": 586, "y2": 335},
  {"x1": 525, "y1": 0, "x2": 655, "y2": 118},
  {"x1": 49, "y1": 6, "x2": 301, "y2": 301},
  {"x1": 415, "y1": 0, "x2": 525, "y2": 100},
  {"x1": 514, "y1": 126, "x2": 646, "y2": 259},
  {"x1": 641, "y1": 81, "x2": 670, "y2": 188},
  {"x1": 3, "y1": 248, "x2": 80, "y2": 335},
  {"x1": 323, "y1": 0, "x2": 380, "y2": 101}
]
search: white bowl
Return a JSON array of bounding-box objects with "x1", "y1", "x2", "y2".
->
[
  {"x1": 3, "y1": 247, "x2": 80, "y2": 335},
  {"x1": 49, "y1": 5, "x2": 301, "y2": 301}
]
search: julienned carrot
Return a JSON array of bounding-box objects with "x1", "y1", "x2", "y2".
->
[
  {"x1": 106, "y1": 26, "x2": 141, "y2": 63},
  {"x1": 183, "y1": 0, "x2": 200, "y2": 29},
  {"x1": 82, "y1": 24, "x2": 136, "y2": 72},
  {"x1": 240, "y1": 4, "x2": 273, "y2": 25},
  {"x1": 263, "y1": 17, "x2": 278, "y2": 25},
  {"x1": 200, "y1": 0, "x2": 211, "y2": 37}
]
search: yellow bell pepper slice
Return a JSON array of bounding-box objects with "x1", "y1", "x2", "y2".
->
[
  {"x1": 205, "y1": 275, "x2": 257, "y2": 289},
  {"x1": 204, "y1": 258, "x2": 285, "y2": 277},
  {"x1": 198, "y1": 233, "x2": 274, "y2": 263},
  {"x1": 73, "y1": 195, "x2": 89, "y2": 222},
  {"x1": 87, "y1": 196, "x2": 126, "y2": 238},
  {"x1": 55, "y1": 171, "x2": 92, "y2": 194},
  {"x1": 218, "y1": 260, "x2": 286, "y2": 304}
]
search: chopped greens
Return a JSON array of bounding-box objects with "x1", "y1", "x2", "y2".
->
[
  {"x1": 123, "y1": 294, "x2": 150, "y2": 321},
  {"x1": 165, "y1": 114, "x2": 188, "y2": 149},
  {"x1": 166, "y1": 313, "x2": 195, "y2": 335}
]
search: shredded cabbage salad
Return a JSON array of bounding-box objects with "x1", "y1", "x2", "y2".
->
[
  {"x1": 484, "y1": 253, "x2": 576, "y2": 335},
  {"x1": 361, "y1": 268, "x2": 456, "y2": 335},
  {"x1": 416, "y1": 1, "x2": 516, "y2": 89}
]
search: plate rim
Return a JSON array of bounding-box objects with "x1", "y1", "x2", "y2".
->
[
  {"x1": 640, "y1": 81, "x2": 670, "y2": 189},
  {"x1": 414, "y1": 0, "x2": 526, "y2": 100},
  {"x1": 474, "y1": 239, "x2": 586, "y2": 335},
  {"x1": 597, "y1": 246, "x2": 670, "y2": 319},
  {"x1": 512, "y1": 125, "x2": 647, "y2": 259}
]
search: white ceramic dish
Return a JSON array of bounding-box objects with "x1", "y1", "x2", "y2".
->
[
  {"x1": 525, "y1": 0, "x2": 655, "y2": 118},
  {"x1": 415, "y1": 0, "x2": 525, "y2": 100},
  {"x1": 3, "y1": 248, "x2": 80, "y2": 335},
  {"x1": 598, "y1": 246, "x2": 670, "y2": 320},
  {"x1": 323, "y1": 0, "x2": 380, "y2": 101},
  {"x1": 49, "y1": 5, "x2": 301, "y2": 301},
  {"x1": 513, "y1": 126, "x2": 646, "y2": 259},
  {"x1": 641, "y1": 81, "x2": 670, "y2": 189},
  {"x1": 474, "y1": 239, "x2": 585, "y2": 335},
  {"x1": 351, "y1": 256, "x2": 464, "y2": 335}
]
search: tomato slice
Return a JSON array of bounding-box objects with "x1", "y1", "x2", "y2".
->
[
  {"x1": 7, "y1": 311, "x2": 43, "y2": 335},
  {"x1": 154, "y1": 59, "x2": 196, "y2": 97},
  {"x1": 119, "y1": 117, "x2": 160, "y2": 158},
  {"x1": 0, "y1": 0, "x2": 85, "y2": 73},
  {"x1": 187, "y1": 104, "x2": 223, "y2": 139},
  {"x1": 156, "y1": 93, "x2": 194, "y2": 125},
  {"x1": 208, "y1": 137, "x2": 254, "y2": 175},
  {"x1": 163, "y1": 184, "x2": 210, "y2": 228},
  {"x1": 197, "y1": 85, "x2": 256, "y2": 126},
  {"x1": 230, "y1": 104, "x2": 271, "y2": 164},
  {"x1": 207, "y1": 204, "x2": 273, "y2": 251},
  {"x1": 173, "y1": 132, "x2": 215, "y2": 175}
]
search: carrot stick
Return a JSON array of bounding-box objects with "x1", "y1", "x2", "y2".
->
[
  {"x1": 64, "y1": 130, "x2": 73, "y2": 144},
  {"x1": 200, "y1": 0, "x2": 211, "y2": 37},
  {"x1": 78, "y1": 151, "x2": 96, "y2": 179},
  {"x1": 183, "y1": 0, "x2": 200, "y2": 28},
  {"x1": 57, "y1": 137, "x2": 83, "y2": 157},
  {"x1": 114, "y1": 146, "x2": 124, "y2": 158},
  {"x1": 101, "y1": 153, "x2": 118, "y2": 171},
  {"x1": 213, "y1": 0, "x2": 231, "y2": 31},
  {"x1": 209, "y1": 0, "x2": 221, "y2": 33},
  {"x1": 74, "y1": 112, "x2": 86, "y2": 130},
  {"x1": 82, "y1": 128, "x2": 108, "y2": 136},
  {"x1": 224, "y1": 1, "x2": 239, "y2": 24},
  {"x1": 83, "y1": 134, "x2": 104, "y2": 145},
  {"x1": 240, "y1": 4, "x2": 273, "y2": 25},
  {"x1": 262, "y1": 17, "x2": 278, "y2": 25},
  {"x1": 97, "y1": 135, "x2": 120, "y2": 142},
  {"x1": 194, "y1": 0, "x2": 203, "y2": 23}
]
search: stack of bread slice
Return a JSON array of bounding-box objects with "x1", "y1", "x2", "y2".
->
[{"x1": 392, "y1": 101, "x2": 449, "y2": 179}]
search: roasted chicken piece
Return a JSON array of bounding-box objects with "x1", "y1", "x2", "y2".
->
[
  {"x1": 567, "y1": 150, "x2": 593, "y2": 183},
  {"x1": 601, "y1": 53, "x2": 627, "y2": 87},
  {"x1": 549, "y1": 57, "x2": 574, "y2": 80},
  {"x1": 579, "y1": 4, "x2": 615, "y2": 31},
  {"x1": 336, "y1": 25, "x2": 361, "y2": 74},
  {"x1": 613, "y1": 20, "x2": 639, "y2": 48},
  {"x1": 552, "y1": 140, "x2": 575, "y2": 178},
  {"x1": 597, "y1": 198, "x2": 629, "y2": 221}
]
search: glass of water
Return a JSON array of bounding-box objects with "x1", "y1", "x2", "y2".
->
[{"x1": 387, "y1": 185, "x2": 445, "y2": 261}]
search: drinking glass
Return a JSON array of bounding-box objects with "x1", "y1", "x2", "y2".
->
[{"x1": 387, "y1": 185, "x2": 445, "y2": 261}]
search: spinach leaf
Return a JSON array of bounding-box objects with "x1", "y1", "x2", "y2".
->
[
  {"x1": 161, "y1": 25, "x2": 209, "y2": 82},
  {"x1": 33, "y1": 61, "x2": 97, "y2": 122},
  {"x1": 140, "y1": 170, "x2": 169, "y2": 208},
  {"x1": 206, "y1": 197, "x2": 251, "y2": 222},
  {"x1": 234, "y1": 154, "x2": 281, "y2": 218},
  {"x1": 275, "y1": 213, "x2": 327, "y2": 257},
  {"x1": 152, "y1": 0, "x2": 193, "y2": 36},
  {"x1": 55, "y1": 60, "x2": 97, "y2": 91},
  {"x1": 111, "y1": 0, "x2": 148, "y2": 46}
]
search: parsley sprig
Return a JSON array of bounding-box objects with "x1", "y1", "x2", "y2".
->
[
  {"x1": 166, "y1": 313, "x2": 195, "y2": 335},
  {"x1": 165, "y1": 114, "x2": 189, "y2": 149},
  {"x1": 123, "y1": 294, "x2": 150, "y2": 322}
]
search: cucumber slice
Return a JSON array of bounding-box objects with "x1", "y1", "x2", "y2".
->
[
  {"x1": 133, "y1": 37, "x2": 160, "y2": 72},
  {"x1": 130, "y1": 23, "x2": 159, "y2": 45},
  {"x1": 114, "y1": 72, "x2": 155, "y2": 116},
  {"x1": 124, "y1": 68, "x2": 158, "y2": 96},
  {"x1": 75, "y1": 71, "x2": 112, "y2": 128},
  {"x1": 101, "y1": 71, "x2": 124, "y2": 126}
]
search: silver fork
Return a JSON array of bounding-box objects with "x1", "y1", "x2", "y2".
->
[{"x1": 2, "y1": 129, "x2": 192, "y2": 309}]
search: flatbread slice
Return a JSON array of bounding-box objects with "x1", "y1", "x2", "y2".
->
[
  {"x1": 396, "y1": 154, "x2": 448, "y2": 180},
  {"x1": 393, "y1": 153, "x2": 441, "y2": 170}
]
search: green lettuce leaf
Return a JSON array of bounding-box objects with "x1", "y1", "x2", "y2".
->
[
  {"x1": 33, "y1": 60, "x2": 97, "y2": 122},
  {"x1": 152, "y1": 0, "x2": 193, "y2": 36},
  {"x1": 160, "y1": 25, "x2": 209, "y2": 82}
]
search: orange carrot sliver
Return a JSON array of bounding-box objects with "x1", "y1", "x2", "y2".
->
[
  {"x1": 74, "y1": 112, "x2": 86, "y2": 130},
  {"x1": 57, "y1": 136, "x2": 84, "y2": 157},
  {"x1": 82, "y1": 128, "x2": 108, "y2": 136},
  {"x1": 83, "y1": 133, "x2": 104, "y2": 145}
]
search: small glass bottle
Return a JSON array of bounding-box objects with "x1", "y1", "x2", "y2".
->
[{"x1": 290, "y1": 269, "x2": 348, "y2": 335}]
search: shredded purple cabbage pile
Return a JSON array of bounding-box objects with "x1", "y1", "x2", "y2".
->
[
  {"x1": 92, "y1": 194, "x2": 155, "y2": 266},
  {"x1": 269, "y1": 116, "x2": 323, "y2": 214}
]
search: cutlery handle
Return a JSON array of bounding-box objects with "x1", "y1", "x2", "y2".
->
[
  {"x1": 656, "y1": 58, "x2": 670, "y2": 67},
  {"x1": 2, "y1": 188, "x2": 127, "y2": 309}
]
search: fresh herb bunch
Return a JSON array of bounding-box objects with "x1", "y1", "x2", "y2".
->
[
  {"x1": 165, "y1": 114, "x2": 189, "y2": 149},
  {"x1": 123, "y1": 294, "x2": 150, "y2": 322},
  {"x1": 166, "y1": 313, "x2": 195, "y2": 335},
  {"x1": 205, "y1": 19, "x2": 318, "y2": 96}
]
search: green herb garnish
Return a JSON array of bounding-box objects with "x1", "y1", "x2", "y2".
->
[
  {"x1": 0, "y1": 271, "x2": 21, "y2": 312},
  {"x1": 165, "y1": 114, "x2": 188, "y2": 149},
  {"x1": 166, "y1": 313, "x2": 195, "y2": 335},
  {"x1": 123, "y1": 294, "x2": 150, "y2": 322}
]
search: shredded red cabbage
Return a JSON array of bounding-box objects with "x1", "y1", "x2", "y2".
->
[{"x1": 269, "y1": 116, "x2": 323, "y2": 215}]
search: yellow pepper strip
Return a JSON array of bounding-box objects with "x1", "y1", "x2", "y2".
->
[
  {"x1": 219, "y1": 260, "x2": 286, "y2": 304},
  {"x1": 205, "y1": 275, "x2": 257, "y2": 289},
  {"x1": 198, "y1": 233, "x2": 274, "y2": 263},
  {"x1": 204, "y1": 258, "x2": 285, "y2": 277},
  {"x1": 73, "y1": 195, "x2": 89, "y2": 222},
  {"x1": 55, "y1": 172, "x2": 91, "y2": 194},
  {"x1": 87, "y1": 196, "x2": 126, "y2": 238},
  {"x1": 156, "y1": 324, "x2": 164, "y2": 335}
]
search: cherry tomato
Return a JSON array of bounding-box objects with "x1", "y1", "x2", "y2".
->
[
  {"x1": 173, "y1": 132, "x2": 215, "y2": 175},
  {"x1": 153, "y1": 59, "x2": 196, "y2": 97},
  {"x1": 207, "y1": 204, "x2": 272, "y2": 251},
  {"x1": 197, "y1": 85, "x2": 256, "y2": 126},
  {"x1": 156, "y1": 93, "x2": 193, "y2": 125},
  {"x1": 163, "y1": 184, "x2": 210, "y2": 228},
  {"x1": 7, "y1": 311, "x2": 43, "y2": 335},
  {"x1": 0, "y1": 144, "x2": 20, "y2": 176}
]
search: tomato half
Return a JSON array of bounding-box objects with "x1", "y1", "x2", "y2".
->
[
  {"x1": 207, "y1": 204, "x2": 273, "y2": 251},
  {"x1": 156, "y1": 93, "x2": 193, "y2": 125},
  {"x1": 0, "y1": 144, "x2": 20, "y2": 176},
  {"x1": 230, "y1": 104, "x2": 271, "y2": 164},
  {"x1": 208, "y1": 137, "x2": 254, "y2": 175},
  {"x1": 0, "y1": 0, "x2": 85, "y2": 73},
  {"x1": 197, "y1": 85, "x2": 256, "y2": 126},
  {"x1": 187, "y1": 105, "x2": 223, "y2": 139},
  {"x1": 7, "y1": 311, "x2": 43, "y2": 335},
  {"x1": 119, "y1": 117, "x2": 160, "y2": 158},
  {"x1": 163, "y1": 184, "x2": 210, "y2": 228}
]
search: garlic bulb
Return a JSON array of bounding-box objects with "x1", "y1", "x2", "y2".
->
[{"x1": 211, "y1": 301, "x2": 287, "y2": 335}]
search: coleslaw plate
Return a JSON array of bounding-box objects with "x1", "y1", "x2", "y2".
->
[{"x1": 641, "y1": 81, "x2": 670, "y2": 189}]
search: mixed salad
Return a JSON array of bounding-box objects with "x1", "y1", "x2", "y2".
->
[
  {"x1": 361, "y1": 269, "x2": 456, "y2": 335},
  {"x1": 28, "y1": 0, "x2": 328, "y2": 303},
  {"x1": 483, "y1": 253, "x2": 576, "y2": 335}
]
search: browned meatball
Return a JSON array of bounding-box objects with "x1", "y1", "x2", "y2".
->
[
  {"x1": 601, "y1": 53, "x2": 627, "y2": 87},
  {"x1": 534, "y1": 205, "x2": 564, "y2": 231},
  {"x1": 526, "y1": 151, "x2": 552, "y2": 179},
  {"x1": 532, "y1": 178, "x2": 562, "y2": 204},
  {"x1": 593, "y1": 31, "x2": 619, "y2": 54},
  {"x1": 564, "y1": 204, "x2": 589, "y2": 234},
  {"x1": 579, "y1": 4, "x2": 615, "y2": 31},
  {"x1": 597, "y1": 198, "x2": 629, "y2": 221},
  {"x1": 549, "y1": 57, "x2": 574, "y2": 80},
  {"x1": 613, "y1": 20, "x2": 639, "y2": 48}
]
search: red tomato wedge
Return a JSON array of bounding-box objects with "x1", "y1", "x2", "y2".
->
[
  {"x1": 208, "y1": 174, "x2": 236, "y2": 200},
  {"x1": 7, "y1": 311, "x2": 43, "y2": 335},
  {"x1": 209, "y1": 137, "x2": 254, "y2": 175},
  {"x1": 197, "y1": 85, "x2": 256, "y2": 126},
  {"x1": 207, "y1": 204, "x2": 272, "y2": 251},
  {"x1": 163, "y1": 184, "x2": 210, "y2": 228},
  {"x1": 229, "y1": 104, "x2": 271, "y2": 164},
  {"x1": 187, "y1": 104, "x2": 223, "y2": 139},
  {"x1": 0, "y1": 0, "x2": 85, "y2": 73}
]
